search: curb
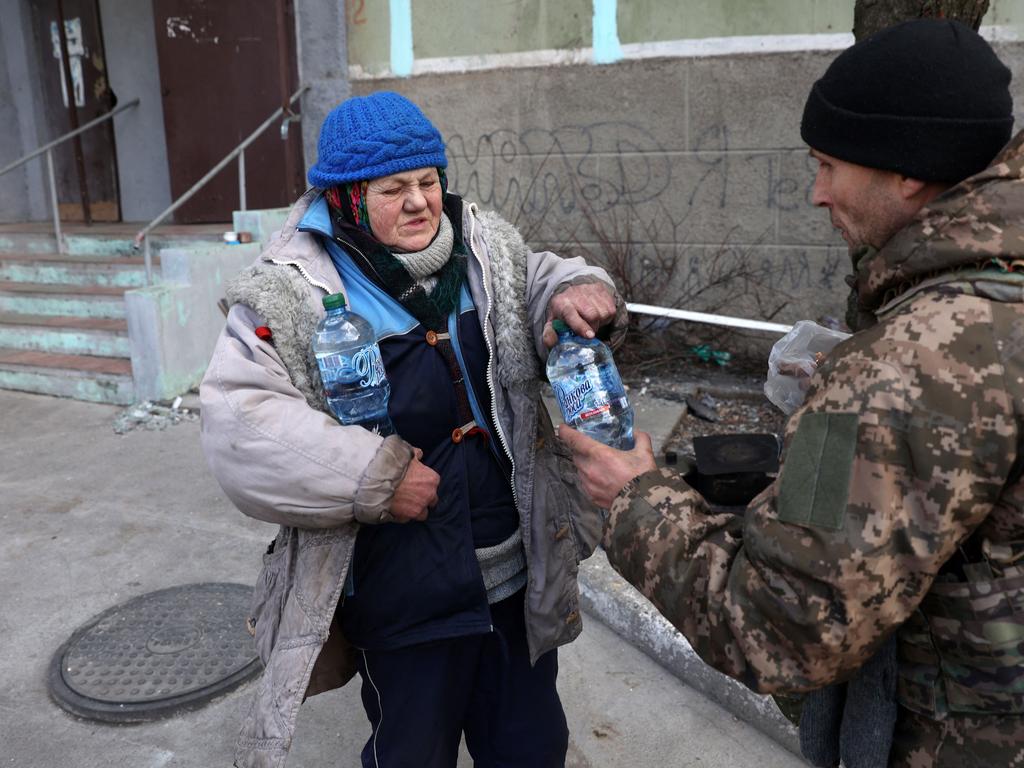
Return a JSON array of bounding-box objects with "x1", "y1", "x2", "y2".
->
[{"x1": 578, "y1": 550, "x2": 801, "y2": 757}]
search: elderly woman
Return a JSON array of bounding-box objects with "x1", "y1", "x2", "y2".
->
[{"x1": 200, "y1": 91, "x2": 624, "y2": 768}]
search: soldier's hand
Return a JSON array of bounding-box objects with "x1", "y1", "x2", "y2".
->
[
  {"x1": 776, "y1": 352, "x2": 826, "y2": 393},
  {"x1": 559, "y1": 426, "x2": 657, "y2": 509},
  {"x1": 390, "y1": 448, "x2": 439, "y2": 522}
]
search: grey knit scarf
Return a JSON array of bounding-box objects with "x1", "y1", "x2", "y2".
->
[{"x1": 393, "y1": 213, "x2": 454, "y2": 298}]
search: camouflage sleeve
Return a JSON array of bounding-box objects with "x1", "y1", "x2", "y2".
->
[{"x1": 604, "y1": 294, "x2": 1018, "y2": 693}]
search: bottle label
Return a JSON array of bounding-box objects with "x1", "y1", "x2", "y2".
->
[
  {"x1": 319, "y1": 343, "x2": 387, "y2": 388},
  {"x1": 352, "y1": 344, "x2": 387, "y2": 387},
  {"x1": 553, "y1": 374, "x2": 611, "y2": 423}
]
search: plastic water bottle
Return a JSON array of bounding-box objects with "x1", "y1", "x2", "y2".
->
[
  {"x1": 312, "y1": 293, "x2": 394, "y2": 436},
  {"x1": 546, "y1": 319, "x2": 634, "y2": 450}
]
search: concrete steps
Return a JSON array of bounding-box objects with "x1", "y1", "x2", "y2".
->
[
  {"x1": 0, "y1": 224, "x2": 227, "y2": 404},
  {"x1": 0, "y1": 313, "x2": 129, "y2": 357},
  {"x1": 0, "y1": 281, "x2": 129, "y2": 318},
  {"x1": 0, "y1": 222, "x2": 227, "y2": 256},
  {"x1": 0, "y1": 347, "x2": 134, "y2": 404},
  {"x1": 0, "y1": 262, "x2": 137, "y2": 403},
  {"x1": 0, "y1": 253, "x2": 154, "y2": 289}
]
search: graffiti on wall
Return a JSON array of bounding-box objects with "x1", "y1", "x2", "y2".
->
[
  {"x1": 446, "y1": 121, "x2": 823, "y2": 218},
  {"x1": 445, "y1": 120, "x2": 843, "y2": 301},
  {"x1": 446, "y1": 122, "x2": 673, "y2": 217},
  {"x1": 687, "y1": 124, "x2": 810, "y2": 212}
]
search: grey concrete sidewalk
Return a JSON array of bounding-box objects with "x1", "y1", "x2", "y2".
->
[{"x1": 0, "y1": 389, "x2": 804, "y2": 767}]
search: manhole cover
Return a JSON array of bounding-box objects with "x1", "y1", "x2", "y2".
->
[{"x1": 49, "y1": 583, "x2": 261, "y2": 723}]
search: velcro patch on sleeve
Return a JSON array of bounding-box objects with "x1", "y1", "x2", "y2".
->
[{"x1": 777, "y1": 412, "x2": 858, "y2": 531}]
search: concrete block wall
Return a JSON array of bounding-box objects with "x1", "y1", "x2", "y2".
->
[
  {"x1": 233, "y1": 207, "x2": 290, "y2": 246},
  {"x1": 125, "y1": 206, "x2": 290, "y2": 402},
  {"x1": 352, "y1": 42, "x2": 1024, "y2": 328},
  {"x1": 126, "y1": 243, "x2": 259, "y2": 401}
]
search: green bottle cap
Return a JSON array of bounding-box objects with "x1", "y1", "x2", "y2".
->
[
  {"x1": 322, "y1": 293, "x2": 347, "y2": 311},
  {"x1": 552, "y1": 319, "x2": 570, "y2": 334}
]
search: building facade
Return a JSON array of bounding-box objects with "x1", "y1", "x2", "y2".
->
[{"x1": 2, "y1": 0, "x2": 1021, "y2": 325}]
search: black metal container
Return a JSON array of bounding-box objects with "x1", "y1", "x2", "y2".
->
[{"x1": 681, "y1": 433, "x2": 781, "y2": 508}]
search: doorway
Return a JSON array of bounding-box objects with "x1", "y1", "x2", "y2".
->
[
  {"x1": 153, "y1": 0, "x2": 305, "y2": 223},
  {"x1": 28, "y1": 0, "x2": 120, "y2": 223}
]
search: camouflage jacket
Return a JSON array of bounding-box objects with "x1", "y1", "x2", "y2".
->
[{"x1": 604, "y1": 132, "x2": 1024, "y2": 767}]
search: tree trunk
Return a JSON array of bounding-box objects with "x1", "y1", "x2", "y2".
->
[{"x1": 853, "y1": 0, "x2": 989, "y2": 40}]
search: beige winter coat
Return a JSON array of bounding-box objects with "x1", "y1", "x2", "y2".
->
[{"x1": 199, "y1": 192, "x2": 622, "y2": 768}]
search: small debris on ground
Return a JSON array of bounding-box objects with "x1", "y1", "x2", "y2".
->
[
  {"x1": 113, "y1": 399, "x2": 199, "y2": 434},
  {"x1": 668, "y1": 394, "x2": 786, "y2": 452},
  {"x1": 684, "y1": 391, "x2": 720, "y2": 422},
  {"x1": 690, "y1": 344, "x2": 732, "y2": 366}
]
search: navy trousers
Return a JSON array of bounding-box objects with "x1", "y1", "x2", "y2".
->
[{"x1": 353, "y1": 589, "x2": 568, "y2": 768}]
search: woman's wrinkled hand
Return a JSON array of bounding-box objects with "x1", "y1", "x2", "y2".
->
[
  {"x1": 390, "y1": 448, "x2": 439, "y2": 522},
  {"x1": 543, "y1": 282, "x2": 617, "y2": 348}
]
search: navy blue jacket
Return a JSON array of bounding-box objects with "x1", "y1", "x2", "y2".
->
[{"x1": 299, "y1": 200, "x2": 519, "y2": 651}]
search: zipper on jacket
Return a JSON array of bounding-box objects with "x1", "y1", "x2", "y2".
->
[
  {"x1": 268, "y1": 257, "x2": 332, "y2": 294},
  {"x1": 280, "y1": 210, "x2": 385, "y2": 296},
  {"x1": 273, "y1": 227, "x2": 384, "y2": 299},
  {"x1": 466, "y1": 207, "x2": 518, "y2": 506}
]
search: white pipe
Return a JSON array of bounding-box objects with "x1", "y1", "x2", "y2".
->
[{"x1": 626, "y1": 302, "x2": 793, "y2": 335}]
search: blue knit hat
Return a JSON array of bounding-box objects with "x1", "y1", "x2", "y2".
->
[{"x1": 307, "y1": 92, "x2": 448, "y2": 188}]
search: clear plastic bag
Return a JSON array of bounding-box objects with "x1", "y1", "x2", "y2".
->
[{"x1": 765, "y1": 321, "x2": 851, "y2": 415}]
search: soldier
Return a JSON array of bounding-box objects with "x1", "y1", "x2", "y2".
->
[{"x1": 561, "y1": 19, "x2": 1024, "y2": 768}]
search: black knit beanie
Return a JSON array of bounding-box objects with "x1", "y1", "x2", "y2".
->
[{"x1": 801, "y1": 19, "x2": 1013, "y2": 182}]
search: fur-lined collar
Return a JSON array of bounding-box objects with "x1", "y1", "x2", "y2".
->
[{"x1": 227, "y1": 199, "x2": 542, "y2": 407}]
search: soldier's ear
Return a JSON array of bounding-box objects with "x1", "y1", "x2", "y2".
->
[
  {"x1": 897, "y1": 175, "x2": 928, "y2": 201},
  {"x1": 898, "y1": 175, "x2": 949, "y2": 206}
]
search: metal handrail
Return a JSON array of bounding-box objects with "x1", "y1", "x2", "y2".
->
[
  {"x1": 0, "y1": 97, "x2": 141, "y2": 254},
  {"x1": 134, "y1": 84, "x2": 309, "y2": 285}
]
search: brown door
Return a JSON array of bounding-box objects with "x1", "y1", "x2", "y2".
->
[
  {"x1": 153, "y1": 0, "x2": 304, "y2": 223},
  {"x1": 28, "y1": 0, "x2": 120, "y2": 222}
]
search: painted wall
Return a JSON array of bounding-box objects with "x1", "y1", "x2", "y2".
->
[
  {"x1": 347, "y1": 0, "x2": 1023, "y2": 76},
  {"x1": 413, "y1": 0, "x2": 593, "y2": 58},
  {"x1": 0, "y1": 1, "x2": 51, "y2": 224},
  {"x1": 97, "y1": 0, "x2": 173, "y2": 223},
  {"x1": 988, "y1": 0, "x2": 1024, "y2": 28},
  {"x1": 351, "y1": 39, "x2": 1024, "y2": 330},
  {"x1": 339, "y1": 2, "x2": 1024, "y2": 330},
  {"x1": 619, "y1": 1, "x2": 851, "y2": 42}
]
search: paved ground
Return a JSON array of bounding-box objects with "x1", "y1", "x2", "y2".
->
[{"x1": 0, "y1": 389, "x2": 806, "y2": 767}]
